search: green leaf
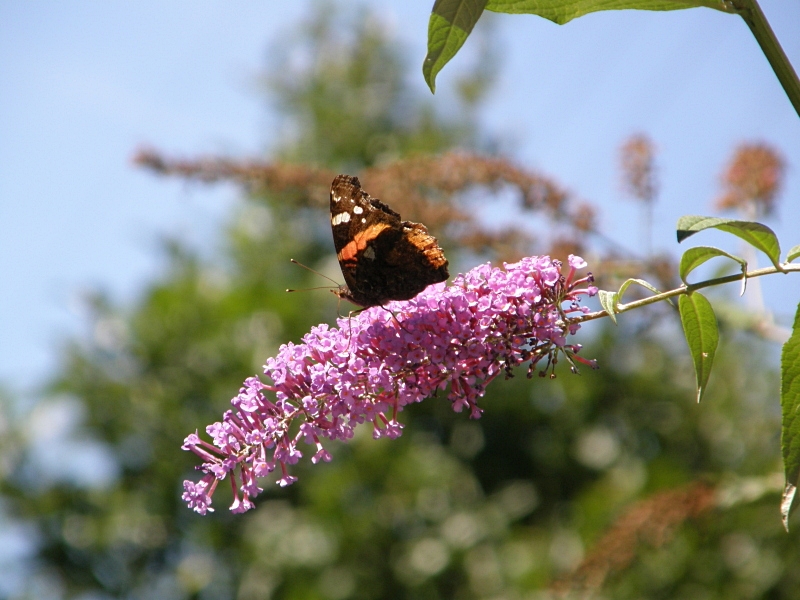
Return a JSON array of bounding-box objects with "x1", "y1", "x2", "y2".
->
[
  {"x1": 679, "y1": 292, "x2": 719, "y2": 403},
  {"x1": 617, "y1": 278, "x2": 670, "y2": 304},
  {"x1": 485, "y1": 0, "x2": 722, "y2": 25},
  {"x1": 787, "y1": 244, "x2": 800, "y2": 263},
  {"x1": 676, "y1": 216, "x2": 781, "y2": 269},
  {"x1": 423, "y1": 0, "x2": 488, "y2": 93},
  {"x1": 598, "y1": 290, "x2": 619, "y2": 325},
  {"x1": 423, "y1": 0, "x2": 732, "y2": 91},
  {"x1": 781, "y1": 302, "x2": 800, "y2": 530},
  {"x1": 679, "y1": 246, "x2": 746, "y2": 284},
  {"x1": 679, "y1": 246, "x2": 748, "y2": 295}
]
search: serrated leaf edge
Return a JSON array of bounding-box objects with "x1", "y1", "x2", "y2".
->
[{"x1": 780, "y1": 302, "x2": 800, "y2": 530}]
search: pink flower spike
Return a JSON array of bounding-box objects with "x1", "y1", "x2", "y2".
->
[{"x1": 182, "y1": 255, "x2": 596, "y2": 513}]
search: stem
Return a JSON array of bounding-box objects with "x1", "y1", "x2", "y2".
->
[
  {"x1": 575, "y1": 262, "x2": 800, "y2": 323},
  {"x1": 731, "y1": 0, "x2": 800, "y2": 118}
]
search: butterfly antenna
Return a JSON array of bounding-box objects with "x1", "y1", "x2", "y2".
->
[
  {"x1": 286, "y1": 285, "x2": 337, "y2": 293},
  {"x1": 288, "y1": 259, "x2": 341, "y2": 291}
]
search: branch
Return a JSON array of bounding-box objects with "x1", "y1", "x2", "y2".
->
[
  {"x1": 732, "y1": 0, "x2": 800, "y2": 118},
  {"x1": 576, "y1": 262, "x2": 800, "y2": 323}
]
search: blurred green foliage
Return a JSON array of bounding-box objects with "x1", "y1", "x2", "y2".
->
[{"x1": 1, "y1": 5, "x2": 799, "y2": 600}]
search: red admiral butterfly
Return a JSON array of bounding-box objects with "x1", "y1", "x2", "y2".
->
[{"x1": 330, "y1": 174, "x2": 449, "y2": 308}]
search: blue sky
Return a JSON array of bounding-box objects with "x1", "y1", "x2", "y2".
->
[{"x1": 1, "y1": 1, "x2": 799, "y2": 395}]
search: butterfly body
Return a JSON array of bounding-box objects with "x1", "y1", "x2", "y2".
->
[{"x1": 330, "y1": 174, "x2": 449, "y2": 308}]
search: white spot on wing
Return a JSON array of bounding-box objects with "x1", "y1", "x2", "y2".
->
[
  {"x1": 333, "y1": 194, "x2": 341, "y2": 203},
  {"x1": 353, "y1": 205, "x2": 363, "y2": 214},
  {"x1": 331, "y1": 212, "x2": 351, "y2": 226},
  {"x1": 361, "y1": 218, "x2": 366, "y2": 223}
]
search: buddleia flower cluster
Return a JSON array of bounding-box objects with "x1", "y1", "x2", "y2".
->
[{"x1": 182, "y1": 255, "x2": 597, "y2": 514}]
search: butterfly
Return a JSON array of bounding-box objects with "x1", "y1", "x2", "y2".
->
[{"x1": 329, "y1": 174, "x2": 449, "y2": 308}]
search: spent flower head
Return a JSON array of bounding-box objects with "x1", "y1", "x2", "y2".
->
[
  {"x1": 182, "y1": 255, "x2": 597, "y2": 514},
  {"x1": 715, "y1": 142, "x2": 785, "y2": 216},
  {"x1": 620, "y1": 134, "x2": 658, "y2": 204}
]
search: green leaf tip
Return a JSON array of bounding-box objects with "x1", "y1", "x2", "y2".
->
[
  {"x1": 423, "y1": 0, "x2": 488, "y2": 93},
  {"x1": 780, "y1": 302, "x2": 800, "y2": 529},
  {"x1": 679, "y1": 292, "x2": 719, "y2": 403}
]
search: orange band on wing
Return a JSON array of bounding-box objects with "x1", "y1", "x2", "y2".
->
[{"x1": 338, "y1": 223, "x2": 390, "y2": 262}]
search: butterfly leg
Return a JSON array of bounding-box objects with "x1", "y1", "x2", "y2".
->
[{"x1": 378, "y1": 305, "x2": 410, "y2": 334}]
